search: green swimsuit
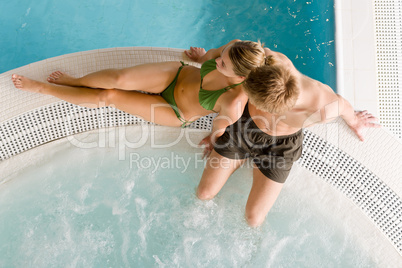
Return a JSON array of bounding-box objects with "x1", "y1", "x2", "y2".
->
[{"x1": 160, "y1": 59, "x2": 243, "y2": 127}]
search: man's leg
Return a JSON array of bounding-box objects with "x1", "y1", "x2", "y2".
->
[
  {"x1": 245, "y1": 167, "x2": 284, "y2": 227},
  {"x1": 197, "y1": 149, "x2": 245, "y2": 200}
]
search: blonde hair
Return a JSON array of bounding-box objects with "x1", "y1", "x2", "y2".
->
[
  {"x1": 244, "y1": 65, "x2": 299, "y2": 114},
  {"x1": 228, "y1": 40, "x2": 267, "y2": 77}
]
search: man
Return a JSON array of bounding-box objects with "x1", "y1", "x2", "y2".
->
[{"x1": 197, "y1": 48, "x2": 380, "y2": 227}]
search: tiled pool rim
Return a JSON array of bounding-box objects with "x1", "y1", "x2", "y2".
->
[{"x1": 0, "y1": 46, "x2": 401, "y2": 257}]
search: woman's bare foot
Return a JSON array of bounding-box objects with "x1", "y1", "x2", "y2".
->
[
  {"x1": 47, "y1": 71, "x2": 80, "y2": 86},
  {"x1": 12, "y1": 74, "x2": 45, "y2": 93}
]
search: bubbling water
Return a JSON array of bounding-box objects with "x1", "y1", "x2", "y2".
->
[{"x1": 0, "y1": 139, "x2": 377, "y2": 267}]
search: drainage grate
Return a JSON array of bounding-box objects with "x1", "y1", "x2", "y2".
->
[{"x1": 374, "y1": 0, "x2": 402, "y2": 139}]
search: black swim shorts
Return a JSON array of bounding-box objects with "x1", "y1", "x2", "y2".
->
[{"x1": 214, "y1": 103, "x2": 303, "y2": 183}]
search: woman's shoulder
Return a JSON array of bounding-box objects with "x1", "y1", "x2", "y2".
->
[
  {"x1": 218, "y1": 87, "x2": 248, "y2": 106},
  {"x1": 217, "y1": 91, "x2": 248, "y2": 117}
]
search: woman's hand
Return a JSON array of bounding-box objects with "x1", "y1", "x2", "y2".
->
[
  {"x1": 199, "y1": 134, "x2": 214, "y2": 158},
  {"x1": 184, "y1": 47, "x2": 206, "y2": 63}
]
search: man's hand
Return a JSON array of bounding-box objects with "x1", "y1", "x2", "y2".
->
[
  {"x1": 184, "y1": 47, "x2": 206, "y2": 63},
  {"x1": 199, "y1": 134, "x2": 214, "y2": 158},
  {"x1": 347, "y1": 110, "x2": 381, "y2": 141}
]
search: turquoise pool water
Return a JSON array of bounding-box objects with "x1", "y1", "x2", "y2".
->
[
  {"x1": 0, "y1": 130, "x2": 378, "y2": 267},
  {"x1": 0, "y1": 0, "x2": 336, "y2": 89}
]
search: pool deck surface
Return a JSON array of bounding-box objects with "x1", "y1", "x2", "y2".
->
[{"x1": 335, "y1": 0, "x2": 378, "y2": 116}]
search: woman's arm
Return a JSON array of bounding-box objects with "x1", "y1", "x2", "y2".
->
[
  {"x1": 199, "y1": 98, "x2": 246, "y2": 157},
  {"x1": 185, "y1": 39, "x2": 241, "y2": 64}
]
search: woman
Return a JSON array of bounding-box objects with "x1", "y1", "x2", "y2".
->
[{"x1": 12, "y1": 40, "x2": 266, "y2": 133}]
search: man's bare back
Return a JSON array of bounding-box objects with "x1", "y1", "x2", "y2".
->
[{"x1": 248, "y1": 48, "x2": 379, "y2": 140}]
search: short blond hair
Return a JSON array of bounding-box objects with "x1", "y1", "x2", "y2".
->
[
  {"x1": 244, "y1": 65, "x2": 299, "y2": 114},
  {"x1": 228, "y1": 41, "x2": 266, "y2": 77}
]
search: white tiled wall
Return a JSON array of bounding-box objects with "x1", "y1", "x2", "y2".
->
[{"x1": 335, "y1": 0, "x2": 378, "y2": 116}]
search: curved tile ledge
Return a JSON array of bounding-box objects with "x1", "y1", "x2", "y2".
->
[{"x1": 0, "y1": 47, "x2": 401, "y2": 256}]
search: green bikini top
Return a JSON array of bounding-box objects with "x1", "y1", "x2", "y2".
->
[{"x1": 199, "y1": 59, "x2": 243, "y2": 111}]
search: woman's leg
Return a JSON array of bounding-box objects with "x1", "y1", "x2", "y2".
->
[
  {"x1": 244, "y1": 167, "x2": 284, "y2": 227},
  {"x1": 197, "y1": 150, "x2": 245, "y2": 200},
  {"x1": 47, "y1": 61, "x2": 183, "y2": 93},
  {"x1": 104, "y1": 88, "x2": 183, "y2": 126},
  {"x1": 12, "y1": 74, "x2": 184, "y2": 127}
]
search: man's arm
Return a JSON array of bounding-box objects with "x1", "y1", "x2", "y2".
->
[
  {"x1": 306, "y1": 93, "x2": 380, "y2": 141},
  {"x1": 336, "y1": 94, "x2": 380, "y2": 141}
]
